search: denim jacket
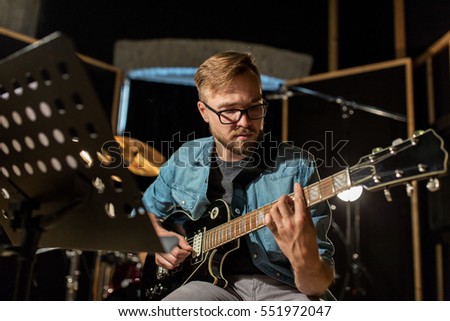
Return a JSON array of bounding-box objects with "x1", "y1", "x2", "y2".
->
[{"x1": 142, "y1": 133, "x2": 334, "y2": 288}]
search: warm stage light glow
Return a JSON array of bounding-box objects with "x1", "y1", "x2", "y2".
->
[{"x1": 337, "y1": 186, "x2": 363, "y2": 202}]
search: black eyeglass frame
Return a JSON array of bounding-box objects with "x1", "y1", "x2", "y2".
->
[{"x1": 200, "y1": 100, "x2": 269, "y2": 124}]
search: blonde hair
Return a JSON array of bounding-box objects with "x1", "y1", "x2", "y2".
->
[{"x1": 194, "y1": 51, "x2": 261, "y2": 101}]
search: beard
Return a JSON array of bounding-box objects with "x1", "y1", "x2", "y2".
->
[{"x1": 211, "y1": 126, "x2": 263, "y2": 158}]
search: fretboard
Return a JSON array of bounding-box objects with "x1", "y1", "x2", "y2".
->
[{"x1": 202, "y1": 168, "x2": 351, "y2": 252}]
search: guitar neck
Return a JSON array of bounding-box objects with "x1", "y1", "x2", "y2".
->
[{"x1": 202, "y1": 168, "x2": 351, "y2": 252}]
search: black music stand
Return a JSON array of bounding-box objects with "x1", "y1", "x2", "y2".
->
[{"x1": 0, "y1": 32, "x2": 177, "y2": 300}]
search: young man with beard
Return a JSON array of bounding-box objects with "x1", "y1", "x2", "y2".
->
[{"x1": 141, "y1": 51, "x2": 335, "y2": 300}]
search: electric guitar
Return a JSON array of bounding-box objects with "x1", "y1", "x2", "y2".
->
[{"x1": 140, "y1": 129, "x2": 448, "y2": 300}]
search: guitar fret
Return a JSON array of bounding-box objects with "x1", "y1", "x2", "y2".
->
[
  {"x1": 218, "y1": 228, "x2": 221, "y2": 245},
  {"x1": 333, "y1": 170, "x2": 351, "y2": 193},
  {"x1": 308, "y1": 183, "x2": 321, "y2": 204},
  {"x1": 202, "y1": 233, "x2": 206, "y2": 251},
  {"x1": 230, "y1": 222, "x2": 234, "y2": 241},
  {"x1": 257, "y1": 210, "x2": 264, "y2": 226},
  {"x1": 211, "y1": 228, "x2": 214, "y2": 247},
  {"x1": 203, "y1": 232, "x2": 207, "y2": 252},
  {"x1": 319, "y1": 178, "x2": 334, "y2": 199}
]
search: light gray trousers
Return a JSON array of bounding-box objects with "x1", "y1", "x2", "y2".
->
[{"x1": 161, "y1": 274, "x2": 319, "y2": 301}]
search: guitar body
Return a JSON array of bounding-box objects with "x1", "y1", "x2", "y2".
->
[{"x1": 141, "y1": 199, "x2": 240, "y2": 300}]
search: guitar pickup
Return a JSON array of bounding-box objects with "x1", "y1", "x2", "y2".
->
[{"x1": 191, "y1": 230, "x2": 203, "y2": 259}]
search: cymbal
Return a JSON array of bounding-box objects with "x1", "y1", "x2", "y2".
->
[{"x1": 114, "y1": 136, "x2": 165, "y2": 177}]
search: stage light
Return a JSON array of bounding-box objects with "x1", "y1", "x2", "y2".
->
[{"x1": 337, "y1": 186, "x2": 363, "y2": 202}]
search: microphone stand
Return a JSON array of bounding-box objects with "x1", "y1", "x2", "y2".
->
[
  {"x1": 344, "y1": 200, "x2": 373, "y2": 299},
  {"x1": 266, "y1": 84, "x2": 407, "y2": 123}
]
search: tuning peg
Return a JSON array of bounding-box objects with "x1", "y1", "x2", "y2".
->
[
  {"x1": 384, "y1": 188, "x2": 393, "y2": 202},
  {"x1": 418, "y1": 164, "x2": 428, "y2": 172},
  {"x1": 392, "y1": 138, "x2": 403, "y2": 146},
  {"x1": 395, "y1": 169, "x2": 404, "y2": 178},
  {"x1": 426, "y1": 178, "x2": 440, "y2": 192},
  {"x1": 371, "y1": 147, "x2": 383, "y2": 154},
  {"x1": 406, "y1": 182, "x2": 414, "y2": 197}
]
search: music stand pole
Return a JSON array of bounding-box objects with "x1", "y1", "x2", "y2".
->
[
  {"x1": 65, "y1": 249, "x2": 82, "y2": 301},
  {"x1": 10, "y1": 198, "x2": 40, "y2": 300},
  {"x1": 8, "y1": 181, "x2": 88, "y2": 300}
]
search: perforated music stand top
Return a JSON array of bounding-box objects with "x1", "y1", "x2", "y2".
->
[{"x1": 0, "y1": 32, "x2": 174, "y2": 253}]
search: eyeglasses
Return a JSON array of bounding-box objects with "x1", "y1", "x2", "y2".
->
[{"x1": 201, "y1": 100, "x2": 268, "y2": 124}]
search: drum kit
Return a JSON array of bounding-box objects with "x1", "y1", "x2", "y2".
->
[{"x1": 65, "y1": 136, "x2": 166, "y2": 301}]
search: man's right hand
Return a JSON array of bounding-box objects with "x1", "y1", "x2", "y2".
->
[{"x1": 149, "y1": 213, "x2": 193, "y2": 270}]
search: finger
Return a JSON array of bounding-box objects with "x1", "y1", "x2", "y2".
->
[
  {"x1": 177, "y1": 237, "x2": 193, "y2": 251},
  {"x1": 165, "y1": 250, "x2": 187, "y2": 268},
  {"x1": 270, "y1": 202, "x2": 284, "y2": 227},
  {"x1": 286, "y1": 196, "x2": 295, "y2": 211},
  {"x1": 294, "y1": 183, "x2": 314, "y2": 226},
  {"x1": 155, "y1": 252, "x2": 177, "y2": 269},
  {"x1": 264, "y1": 213, "x2": 278, "y2": 234},
  {"x1": 278, "y1": 195, "x2": 294, "y2": 217},
  {"x1": 157, "y1": 245, "x2": 183, "y2": 263},
  {"x1": 294, "y1": 182, "x2": 306, "y2": 210}
]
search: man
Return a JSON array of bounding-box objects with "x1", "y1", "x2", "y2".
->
[{"x1": 141, "y1": 51, "x2": 335, "y2": 300}]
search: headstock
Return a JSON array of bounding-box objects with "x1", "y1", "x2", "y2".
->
[{"x1": 349, "y1": 129, "x2": 448, "y2": 200}]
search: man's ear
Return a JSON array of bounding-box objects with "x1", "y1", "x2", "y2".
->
[{"x1": 197, "y1": 101, "x2": 210, "y2": 123}]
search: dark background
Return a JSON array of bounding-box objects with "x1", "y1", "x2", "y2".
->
[
  {"x1": 1, "y1": 0, "x2": 449, "y2": 301},
  {"x1": 34, "y1": 0, "x2": 450, "y2": 74}
]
